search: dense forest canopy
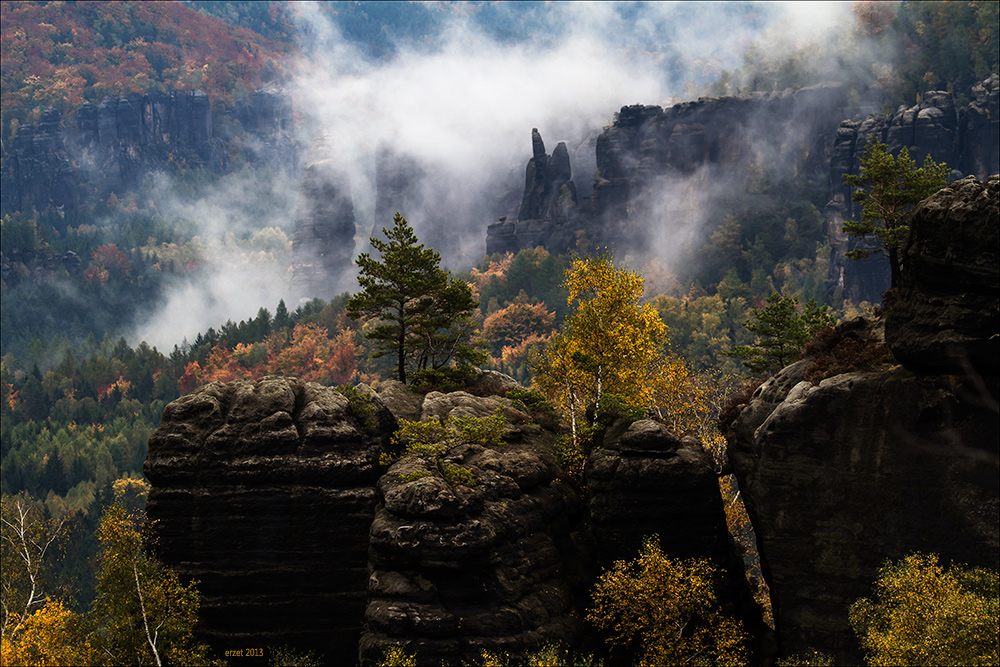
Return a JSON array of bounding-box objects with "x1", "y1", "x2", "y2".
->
[
  {"x1": 1, "y1": 1, "x2": 998, "y2": 663},
  {"x1": 0, "y1": 0, "x2": 292, "y2": 135}
]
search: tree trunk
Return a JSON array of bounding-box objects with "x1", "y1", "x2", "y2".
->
[
  {"x1": 398, "y1": 335, "x2": 406, "y2": 384},
  {"x1": 398, "y1": 304, "x2": 407, "y2": 383},
  {"x1": 888, "y1": 246, "x2": 902, "y2": 290}
]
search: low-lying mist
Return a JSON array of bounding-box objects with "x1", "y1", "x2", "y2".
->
[{"x1": 130, "y1": 1, "x2": 863, "y2": 352}]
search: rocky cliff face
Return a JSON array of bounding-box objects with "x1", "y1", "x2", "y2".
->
[
  {"x1": 0, "y1": 108, "x2": 80, "y2": 214},
  {"x1": 362, "y1": 385, "x2": 586, "y2": 665},
  {"x1": 487, "y1": 129, "x2": 584, "y2": 256},
  {"x1": 143, "y1": 377, "x2": 395, "y2": 658},
  {"x1": 290, "y1": 135, "x2": 359, "y2": 298},
  {"x1": 0, "y1": 88, "x2": 298, "y2": 216},
  {"x1": 727, "y1": 176, "x2": 1000, "y2": 662},
  {"x1": 825, "y1": 75, "x2": 999, "y2": 302},
  {"x1": 489, "y1": 84, "x2": 850, "y2": 258},
  {"x1": 885, "y1": 175, "x2": 999, "y2": 375},
  {"x1": 485, "y1": 77, "x2": 998, "y2": 301},
  {"x1": 587, "y1": 418, "x2": 770, "y2": 661},
  {"x1": 146, "y1": 370, "x2": 752, "y2": 664},
  {"x1": 586, "y1": 419, "x2": 729, "y2": 568},
  {"x1": 594, "y1": 83, "x2": 847, "y2": 249}
]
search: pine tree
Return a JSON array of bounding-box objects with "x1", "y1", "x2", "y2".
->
[
  {"x1": 842, "y1": 139, "x2": 950, "y2": 289},
  {"x1": 347, "y1": 214, "x2": 482, "y2": 383},
  {"x1": 726, "y1": 293, "x2": 835, "y2": 374},
  {"x1": 273, "y1": 299, "x2": 290, "y2": 330}
]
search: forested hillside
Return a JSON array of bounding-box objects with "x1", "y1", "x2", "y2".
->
[
  {"x1": 0, "y1": 0, "x2": 290, "y2": 135},
  {"x1": 1, "y1": 2, "x2": 998, "y2": 665}
]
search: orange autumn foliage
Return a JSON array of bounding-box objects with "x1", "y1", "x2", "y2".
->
[
  {"x1": 267, "y1": 324, "x2": 358, "y2": 385},
  {"x1": 469, "y1": 252, "x2": 514, "y2": 290},
  {"x1": 83, "y1": 244, "x2": 132, "y2": 283},
  {"x1": 178, "y1": 323, "x2": 357, "y2": 394},
  {"x1": 1, "y1": 0, "x2": 291, "y2": 125},
  {"x1": 480, "y1": 299, "x2": 556, "y2": 359}
]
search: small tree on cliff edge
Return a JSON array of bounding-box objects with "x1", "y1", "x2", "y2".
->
[
  {"x1": 725, "y1": 293, "x2": 835, "y2": 374},
  {"x1": 842, "y1": 139, "x2": 949, "y2": 289},
  {"x1": 347, "y1": 213, "x2": 482, "y2": 384}
]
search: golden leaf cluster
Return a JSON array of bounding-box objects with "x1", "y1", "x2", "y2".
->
[
  {"x1": 850, "y1": 553, "x2": 999, "y2": 666},
  {"x1": 587, "y1": 536, "x2": 748, "y2": 666}
]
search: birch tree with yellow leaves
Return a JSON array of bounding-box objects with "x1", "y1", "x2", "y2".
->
[
  {"x1": 90, "y1": 478, "x2": 213, "y2": 667},
  {"x1": 588, "y1": 536, "x2": 748, "y2": 666},
  {"x1": 534, "y1": 256, "x2": 692, "y2": 446}
]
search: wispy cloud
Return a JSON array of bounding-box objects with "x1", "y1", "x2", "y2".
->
[{"x1": 131, "y1": 1, "x2": 865, "y2": 349}]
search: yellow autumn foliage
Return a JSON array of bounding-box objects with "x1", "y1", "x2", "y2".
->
[
  {"x1": 588, "y1": 536, "x2": 748, "y2": 667},
  {"x1": 92, "y1": 498, "x2": 215, "y2": 666},
  {"x1": 0, "y1": 599, "x2": 94, "y2": 667},
  {"x1": 850, "y1": 553, "x2": 999, "y2": 666},
  {"x1": 376, "y1": 645, "x2": 417, "y2": 666},
  {"x1": 534, "y1": 257, "x2": 682, "y2": 434}
]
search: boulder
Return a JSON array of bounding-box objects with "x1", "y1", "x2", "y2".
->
[
  {"x1": 376, "y1": 380, "x2": 425, "y2": 422},
  {"x1": 885, "y1": 175, "x2": 1000, "y2": 375},
  {"x1": 465, "y1": 369, "x2": 522, "y2": 398},
  {"x1": 421, "y1": 391, "x2": 512, "y2": 423},
  {"x1": 728, "y1": 334, "x2": 999, "y2": 661}
]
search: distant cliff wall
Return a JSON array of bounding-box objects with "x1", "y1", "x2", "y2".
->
[
  {"x1": 0, "y1": 88, "x2": 298, "y2": 215},
  {"x1": 487, "y1": 76, "x2": 999, "y2": 304},
  {"x1": 290, "y1": 135, "x2": 358, "y2": 299},
  {"x1": 727, "y1": 176, "x2": 999, "y2": 662},
  {"x1": 489, "y1": 83, "x2": 849, "y2": 258},
  {"x1": 825, "y1": 74, "x2": 999, "y2": 302}
]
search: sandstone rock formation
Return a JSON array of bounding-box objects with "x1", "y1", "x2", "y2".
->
[
  {"x1": 0, "y1": 108, "x2": 80, "y2": 214},
  {"x1": 885, "y1": 175, "x2": 999, "y2": 375},
  {"x1": 586, "y1": 418, "x2": 772, "y2": 662},
  {"x1": 230, "y1": 88, "x2": 299, "y2": 173},
  {"x1": 728, "y1": 178, "x2": 1000, "y2": 662},
  {"x1": 825, "y1": 75, "x2": 1000, "y2": 302},
  {"x1": 593, "y1": 84, "x2": 849, "y2": 253},
  {"x1": 489, "y1": 84, "x2": 850, "y2": 258},
  {"x1": 728, "y1": 356, "x2": 999, "y2": 662},
  {"x1": 959, "y1": 74, "x2": 1000, "y2": 179},
  {"x1": 361, "y1": 385, "x2": 586, "y2": 665},
  {"x1": 144, "y1": 376, "x2": 396, "y2": 658},
  {"x1": 76, "y1": 90, "x2": 214, "y2": 196},
  {"x1": 1, "y1": 88, "x2": 298, "y2": 216},
  {"x1": 147, "y1": 371, "x2": 774, "y2": 664},
  {"x1": 586, "y1": 419, "x2": 729, "y2": 567},
  {"x1": 290, "y1": 135, "x2": 359, "y2": 298},
  {"x1": 487, "y1": 129, "x2": 583, "y2": 256},
  {"x1": 372, "y1": 145, "x2": 426, "y2": 238}
]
